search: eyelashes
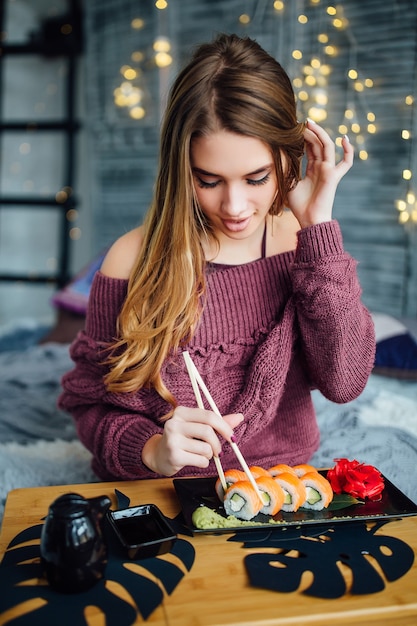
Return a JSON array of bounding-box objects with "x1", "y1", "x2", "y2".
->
[{"x1": 196, "y1": 173, "x2": 271, "y2": 189}]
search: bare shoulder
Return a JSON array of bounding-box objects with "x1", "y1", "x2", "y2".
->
[
  {"x1": 268, "y1": 210, "x2": 300, "y2": 256},
  {"x1": 100, "y1": 226, "x2": 145, "y2": 279}
]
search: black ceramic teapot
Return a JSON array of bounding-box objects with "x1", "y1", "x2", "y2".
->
[{"x1": 40, "y1": 492, "x2": 111, "y2": 593}]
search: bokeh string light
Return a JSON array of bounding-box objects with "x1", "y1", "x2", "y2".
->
[{"x1": 112, "y1": 0, "x2": 416, "y2": 229}]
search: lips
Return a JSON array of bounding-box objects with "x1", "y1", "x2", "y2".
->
[{"x1": 221, "y1": 216, "x2": 252, "y2": 232}]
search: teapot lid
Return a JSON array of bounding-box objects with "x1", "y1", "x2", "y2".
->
[{"x1": 49, "y1": 493, "x2": 89, "y2": 519}]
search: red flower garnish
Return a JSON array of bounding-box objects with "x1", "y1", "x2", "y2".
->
[{"x1": 327, "y1": 458, "x2": 385, "y2": 501}]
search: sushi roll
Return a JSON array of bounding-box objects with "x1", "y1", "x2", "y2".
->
[
  {"x1": 300, "y1": 471, "x2": 333, "y2": 510},
  {"x1": 249, "y1": 465, "x2": 271, "y2": 479},
  {"x1": 215, "y1": 469, "x2": 247, "y2": 501},
  {"x1": 273, "y1": 471, "x2": 307, "y2": 512},
  {"x1": 292, "y1": 464, "x2": 318, "y2": 478},
  {"x1": 223, "y1": 480, "x2": 263, "y2": 520},
  {"x1": 255, "y1": 475, "x2": 285, "y2": 516},
  {"x1": 268, "y1": 464, "x2": 297, "y2": 478}
]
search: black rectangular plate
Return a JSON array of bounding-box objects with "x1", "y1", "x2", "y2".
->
[{"x1": 173, "y1": 473, "x2": 417, "y2": 534}]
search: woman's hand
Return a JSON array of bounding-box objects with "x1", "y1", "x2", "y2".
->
[
  {"x1": 286, "y1": 119, "x2": 354, "y2": 228},
  {"x1": 142, "y1": 406, "x2": 244, "y2": 476}
]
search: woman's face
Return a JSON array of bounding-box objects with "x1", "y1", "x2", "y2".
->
[{"x1": 191, "y1": 130, "x2": 278, "y2": 243}]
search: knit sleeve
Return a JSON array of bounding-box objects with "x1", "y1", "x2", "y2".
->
[
  {"x1": 291, "y1": 220, "x2": 376, "y2": 402},
  {"x1": 58, "y1": 272, "x2": 169, "y2": 480}
]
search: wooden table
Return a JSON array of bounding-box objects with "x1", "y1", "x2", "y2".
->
[{"x1": 1, "y1": 478, "x2": 417, "y2": 626}]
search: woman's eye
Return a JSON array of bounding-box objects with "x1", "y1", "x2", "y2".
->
[
  {"x1": 247, "y1": 173, "x2": 271, "y2": 186},
  {"x1": 196, "y1": 178, "x2": 220, "y2": 189}
]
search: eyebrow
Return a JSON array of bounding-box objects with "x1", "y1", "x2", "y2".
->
[{"x1": 192, "y1": 164, "x2": 273, "y2": 178}]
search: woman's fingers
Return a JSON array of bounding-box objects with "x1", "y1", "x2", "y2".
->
[{"x1": 304, "y1": 119, "x2": 335, "y2": 162}]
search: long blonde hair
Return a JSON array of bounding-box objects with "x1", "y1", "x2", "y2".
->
[{"x1": 104, "y1": 33, "x2": 305, "y2": 405}]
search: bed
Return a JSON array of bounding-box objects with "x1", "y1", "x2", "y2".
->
[{"x1": 0, "y1": 313, "x2": 416, "y2": 526}]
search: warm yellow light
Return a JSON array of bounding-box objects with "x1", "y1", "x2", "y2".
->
[
  {"x1": 315, "y1": 91, "x2": 328, "y2": 105},
  {"x1": 298, "y1": 14, "x2": 308, "y2": 24},
  {"x1": 153, "y1": 37, "x2": 171, "y2": 52},
  {"x1": 356, "y1": 134, "x2": 365, "y2": 144},
  {"x1": 303, "y1": 65, "x2": 313, "y2": 75},
  {"x1": 131, "y1": 51, "x2": 144, "y2": 63},
  {"x1": 324, "y1": 45, "x2": 337, "y2": 55},
  {"x1": 311, "y1": 57, "x2": 321, "y2": 68},
  {"x1": 308, "y1": 106, "x2": 327, "y2": 122},
  {"x1": 155, "y1": 51, "x2": 172, "y2": 68},
  {"x1": 114, "y1": 82, "x2": 143, "y2": 107},
  {"x1": 359, "y1": 150, "x2": 368, "y2": 160},
  {"x1": 351, "y1": 123, "x2": 360, "y2": 133},
  {"x1": 130, "y1": 106, "x2": 146, "y2": 119},
  {"x1": 403, "y1": 169, "x2": 413, "y2": 180},
  {"x1": 310, "y1": 0, "x2": 321, "y2": 4},
  {"x1": 293, "y1": 77, "x2": 303, "y2": 88},
  {"x1": 123, "y1": 68, "x2": 137, "y2": 80},
  {"x1": 298, "y1": 90, "x2": 309, "y2": 101},
  {"x1": 364, "y1": 78, "x2": 373, "y2": 88},
  {"x1": 354, "y1": 81, "x2": 364, "y2": 92},
  {"x1": 402, "y1": 130, "x2": 411, "y2": 139},
  {"x1": 305, "y1": 75, "x2": 317, "y2": 86},
  {"x1": 155, "y1": 0, "x2": 168, "y2": 8},
  {"x1": 367, "y1": 112, "x2": 375, "y2": 122},
  {"x1": 405, "y1": 95, "x2": 414, "y2": 105},
  {"x1": 327, "y1": 6, "x2": 337, "y2": 15},
  {"x1": 412, "y1": 209, "x2": 417, "y2": 222},
  {"x1": 406, "y1": 192, "x2": 415, "y2": 204},
  {"x1": 397, "y1": 199, "x2": 407, "y2": 211},
  {"x1": 335, "y1": 136, "x2": 343, "y2": 147},
  {"x1": 367, "y1": 124, "x2": 376, "y2": 134},
  {"x1": 333, "y1": 18, "x2": 343, "y2": 28},
  {"x1": 319, "y1": 64, "x2": 331, "y2": 75},
  {"x1": 292, "y1": 49, "x2": 303, "y2": 60},
  {"x1": 318, "y1": 33, "x2": 328, "y2": 43},
  {"x1": 338, "y1": 124, "x2": 348, "y2": 134},
  {"x1": 66, "y1": 208, "x2": 78, "y2": 222},
  {"x1": 399, "y1": 211, "x2": 409, "y2": 224},
  {"x1": 273, "y1": 0, "x2": 284, "y2": 10},
  {"x1": 239, "y1": 13, "x2": 251, "y2": 24},
  {"x1": 131, "y1": 18, "x2": 145, "y2": 29},
  {"x1": 348, "y1": 69, "x2": 358, "y2": 80},
  {"x1": 56, "y1": 190, "x2": 68, "y2": 203},
  {"x1": 69, "y1": 227, "x2": 81, "y2": 240},
  {"x1": 345, "y1": 109, "x2": 354, "y2": 119}
]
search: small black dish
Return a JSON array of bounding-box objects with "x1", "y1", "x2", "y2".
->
[{"x1": 107, "y1": 504, "x2": 177, "y2": 559}]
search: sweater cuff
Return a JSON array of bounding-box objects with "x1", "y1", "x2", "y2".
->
[
  {"x1": 294, "y1": 220, "x2": 344, "y2": 263},
  {"x1": 118, "y1": 421, "x2": 164, "y2": 478}
]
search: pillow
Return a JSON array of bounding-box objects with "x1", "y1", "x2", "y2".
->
[{"x1": 372, "y1": 312, "x2": 417, "y2": 379}]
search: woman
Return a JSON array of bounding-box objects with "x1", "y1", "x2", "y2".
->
[{"x1": 59, "y1": 33, "x2": 375, "y2": 481}]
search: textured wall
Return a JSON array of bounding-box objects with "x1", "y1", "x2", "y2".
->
[{"x1": 84, "y1": 0, "x2": 417, "y2": 317}]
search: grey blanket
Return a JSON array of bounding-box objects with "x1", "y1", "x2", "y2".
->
[{"x1": 0, "y1": 343, "x2": 416, "y2": 527}]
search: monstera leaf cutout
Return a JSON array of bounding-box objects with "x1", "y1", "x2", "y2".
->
[
  {"x1": 229, "y1": 520, "x2": 414, "y2": 598},
  {"x1": 0, "y1": 517, "x2": 195, "y2": 625}
]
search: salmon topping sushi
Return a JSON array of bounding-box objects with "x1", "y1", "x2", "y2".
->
[
  {"x1": 300, "y1": 471, "x2": 334, "y2": 510},
  {"x1": 215, "y1": 469, "x2": 247, "y2": 501},
  {"x1": 268, "y1": 464, "x2": 298, "y2": 477},
  {"x1": 223, "y1": 480, "x2": 263, "y2": 520},
  {"x1": 255, "y1": 475, "x2": 285, "y2": 515},
  {"x1": 292, "y1": 464, "x2": 318, "y2": 477},
  {"x1": 273, "y1": 471, "x2": 307, "y2": 512},
  {"x1": 249, "y1": 465, "x2": 271, "y2": 479}
]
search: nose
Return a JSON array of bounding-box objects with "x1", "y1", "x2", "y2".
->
[{"x1": 221, "y1": 183, "x2": 247, "y2": 217}]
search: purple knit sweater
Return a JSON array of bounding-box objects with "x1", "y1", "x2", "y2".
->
[{"x1": 59, "y1": 221, "x2": 376, "y2": 481}]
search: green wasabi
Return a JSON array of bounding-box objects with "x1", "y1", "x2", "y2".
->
[{"x1": 191, "y1": 505, "x2": 284, "y2": 529}]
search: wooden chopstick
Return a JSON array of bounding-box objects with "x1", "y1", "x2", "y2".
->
[
  {"x1": 183, "y1": 351, "x2": 227, "y2": 493},
  {"x1": 182, "y1": 351, "x2": 264, "y2": 504}
]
